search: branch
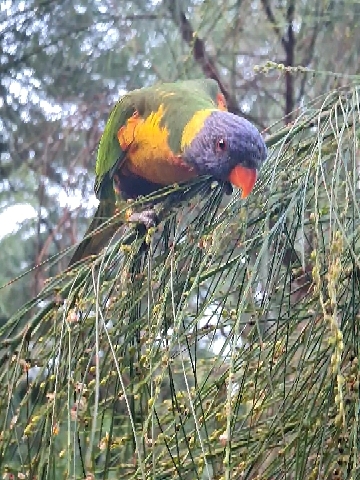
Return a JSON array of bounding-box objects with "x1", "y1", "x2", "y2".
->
[
  {"x1": 38, "y1": 214, "x2": 68, "y2": 261},
  {"x1": 284, "y1": 0, "x2": 296, "y2": 121},
  {"x1": 261, "y1": 0, "x2": 296, "y2": 122},
  {"x1": 260, "y1": 0, "x2": 287, "y2": 49},
  {"x1": 296, "y1": 23, "x2": 320, "y2": 104},
  {"x1": 165, "y1": 0, "x2": 260, "y2": 124}
]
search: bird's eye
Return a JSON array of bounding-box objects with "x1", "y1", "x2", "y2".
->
[{"x1": 216, "y1": 138, "x2": 227, "y2": 152}]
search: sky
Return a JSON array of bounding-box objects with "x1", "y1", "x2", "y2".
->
[
  {"x1": 0, "y1": 189, "x2": 98, "y2": 239},
  {"x1": 0, "y1": 204, "x2": 37, "y2": 237}
]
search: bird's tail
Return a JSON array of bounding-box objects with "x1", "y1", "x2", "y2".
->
[{"x1": 68, "y1": 200, "x2": 119, "y2": 267}]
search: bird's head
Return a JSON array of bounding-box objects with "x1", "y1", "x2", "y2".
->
[{"x1": 182, "y1": 111, "x2": 267, "y2": 198}]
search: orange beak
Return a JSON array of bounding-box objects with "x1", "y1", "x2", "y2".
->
[{"x1": 228, "y1": 165, "x2": 257, "y2": 199}]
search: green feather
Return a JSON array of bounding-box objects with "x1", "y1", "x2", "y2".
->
[{"x1": 94, "y1": 97, "x2": 135, "y2": 199}]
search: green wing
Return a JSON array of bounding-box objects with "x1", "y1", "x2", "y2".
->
[{"x1": 94, "y1": 95, "x2": 137, "y2": 200}]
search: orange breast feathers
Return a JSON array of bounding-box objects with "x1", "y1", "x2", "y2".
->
[{"x1": 117, "y1": 105, "x2": 197, "y2": 186}]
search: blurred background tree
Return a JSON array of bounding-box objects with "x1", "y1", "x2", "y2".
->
[{"x1": 0, "y1": 0, "x2": 360, "y2": 478}]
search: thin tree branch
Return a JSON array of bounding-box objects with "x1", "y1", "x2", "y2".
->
[
  {"x1": 296, "y1": 24, "x2": 320, "y2": 104},
  {"x1": 261, "y1": 0, "x2": 296, "y2": 122},
  {"x1": 260, "y1": 0, "x2": 287, "y2": 49},
  {"x1": 164, "y1": 0, "x2": 262, "y2": 126},
  {"x1": 284, "y1": 0, "x2": 296, "y2": 121},
  {"x1": 39, "y1": 215, "x2": 65, "y2": 258}
]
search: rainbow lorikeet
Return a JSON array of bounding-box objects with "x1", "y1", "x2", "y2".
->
[{"x1": 68, "y1": 79, "x2": 267, "y2": 266}]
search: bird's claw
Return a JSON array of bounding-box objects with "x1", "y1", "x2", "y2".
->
[{"x1": 127, "y1": 209, "x2": 158, "y2": 229}]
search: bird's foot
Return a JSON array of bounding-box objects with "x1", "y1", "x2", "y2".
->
[{"x1": 126, "y1": 208, "x2": 158, "y2": 229}]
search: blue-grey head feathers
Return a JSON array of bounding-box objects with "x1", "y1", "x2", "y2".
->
[{"x1": 183, "y1": 111, "x2": 267, "y2": 180}]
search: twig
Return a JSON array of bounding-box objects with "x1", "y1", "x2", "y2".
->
[{"x1": 165, "y1": 0, "x2": 260, "y2": 124}]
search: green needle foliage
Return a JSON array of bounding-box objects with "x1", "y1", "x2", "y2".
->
[{"x1": 0, "y1": 85, "x2": 359, "y2": 479}]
